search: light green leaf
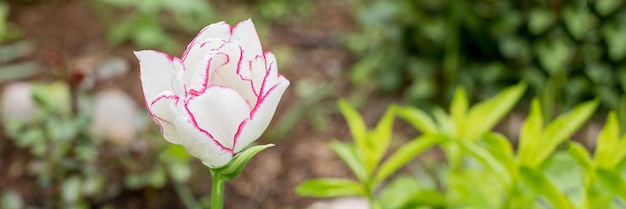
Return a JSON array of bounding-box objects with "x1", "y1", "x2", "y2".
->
[
  {"x1": 396, "y1": 106, "x2": 438, "y2": 135},
  {"x1": 518, "y1": 99, "x2": 544, "y2": 166},
  {"x1": 482, "y1": 133, "x2": 517, "y2": 178},
  {"x1": 459, "y1": 140, "x2": 512, "y2": 185},
  {"x1": 295, "y1": 178, "x2": 365, "y2": 198},
  {"x1": 450, "y1": 87, "x2": 468, "y2": 136},
  {"x1": 567, "y1": 142, "x2": 593, "y2": 180},
  {"x1": 367, "y1": 105, "x2": 396, "y2": 174},
  {"x1": 374, "y1": 135, "x2": 439, "y2": 185},
  {"x1": 596, "y1": 169, "x2": 626, "y2": 201},
  {"x1": 528, "y1": 9, "x2": 556, "y2": 35},
  {"x1": 519, "y1": 166, "x2": 574, "y2": 209},
  {"x1": 466, "y1": 82, "x2": 527, "y2": 140},
  {"x1": 595, "y1": 112, "x2": 620, "y2": 169},
  {"x1": 338, "y1": 99, "x2": 368, "y2": 165},
  {"x1": 212, "y1": 144, "x2": 274, "y2": 179},
  {"x1": 379, "y1": 176, "x2": 445, "y2": 209},
  {"x1": 433, "y1": 107, "x2": 455, "y2": 135},
  {"x1": 329, "y1": 140, "x2": 368, "y2": 181},
  {"x1": 595, "y1": 0, "x2": 621, "y2": 16},
  {"x1": 542, "y1": 151, "x2": 588, "y2": 207},
  {"x1": 537, "y1": 100, "x2": 598, "y2": 167}
]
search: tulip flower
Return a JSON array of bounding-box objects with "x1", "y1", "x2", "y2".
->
[{"x1": 135, "y1": 19, "x2": 289, "y2": 209}]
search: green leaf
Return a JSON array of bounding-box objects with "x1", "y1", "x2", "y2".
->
[
  {"x1": 450, "y1": 87, "x2": 468, "y2": 136},
  {"x1": 518, "y1": 99, "x2": 544, "y2": 166},
  {"x1": 212, "y1": 144, "x2": 274, "y2": 179},
  {"x1": 338, "y1": 99, "x2": 368, "y2": 166},
  {"x1": 465, "y1": 82, "x2": 526, "y2": 140},
  {"x1": 374, "y1": 135, "x2": 439, "y2": 185},
  {"x1": 482, "y1": 133, "x2": 517, "y2": 178},
  {"x1": 459, "y1": 140, "x2": 512, "y2": 185},
  {"x1": 567, "y1": 142, "x2": 593, "y2": 180},
  {"x1": 519, "y1": 166, "x2": 574, "y2": 209},
  {"x1": 295, "y1": 178, "x2": 365, "y2": 198},
  {"x1": 329, "y1": 140, "x2": 368, "y2": 181},
  {"x1": 432, "y1": 107, "x2": 455, "y2": 135},
  {"x1": 595, "y1": 0, "x2": 621, "y2": 16},
  {"x1": 596, "y1": 169, "x2": 626, "y2": 201},
  {"x1": 379, "y1": 176, "x2": 445, "y2": 209},
  {"x1": 536, "y1": 100, "x2": 598, "y2": 167},
  {"x1": 528, "y1": 8, "x2": 556, "y2": 35},
  {"x1": 367, "y1": 105, "x2": 396, "y2": 174},
  {"x1": 396, "y1": 106, "x2": 438, "y2": 135},
  {"x1": 542, "y1": 151, "x2": 589, "y2": 207},
  {"x1": 595, "y1": 112, "x2": 621, "y2": 169}
]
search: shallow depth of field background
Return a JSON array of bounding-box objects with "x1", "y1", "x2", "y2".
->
[{"x1": 1, "y1": 0, "x2": 626, "y2": 208}]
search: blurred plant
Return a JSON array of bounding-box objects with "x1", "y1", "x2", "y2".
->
[
  {"x1": 346, "y1": 0, "x2": 626, "y2": 115},
  {"x1": 297, "y1": 83, "x2": 626, "y2": 208},
  {"x1": 255, "y1": 0, "x2": 314, "y2": 25},
  {"x1": 94, "y1": 0, "x2": 217, "y2": 53},
  {"x1": 0, "y1": 2, "x2": 21, "y2": 43},
  {"x1": 0, "y1": 79, "x2": 202, "y2": 208},
  {"x1": 1, "y1": 189, "x2": 24, "y2": 209},
  {"x1": 296, "y1": 99, "x2": 439, "y2": 209},
  {"x1": 2, "y1": 81, "x2": 97, "y2": 208}
]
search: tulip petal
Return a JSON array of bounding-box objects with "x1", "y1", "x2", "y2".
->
[
  {"x1": 135, "y1": 50, "x2": 176, "y2": 101},
  {"x1": 171, "y1": 102, "x2": 234, "y2": 167},
  {"x1": 186, "y1": 41, "x2": 258, "y2": 106},
  {"x1": 231, "y1": 19, "x2": 263, "y2": 61},
  {"x1": 185, "y1": 86, "x2": 250, "y2": 150},
  {"x1": 182, "y1": 21, "x2": 231, "y2": 61},
  {"x1": 260, "y1": 52, "x2": 281, "y2": 94},
  {"x1": 182, "y1": 39, "x2": 229, "y2": 85},
  {"x1": 148, "y1": 92, "x2": 181, "y2": 144},
  {"x1": 234, "y1": 80, "x2": 289, "y2": 152}
]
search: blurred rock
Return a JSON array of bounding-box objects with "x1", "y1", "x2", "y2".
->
[
  {"x1": 308, "y1": 197, "x2": 369, "y2": 209},
  {"x1": 95, "y1": 57, "x2": 129, "y2": 80},
  {"x1": 72, "y1": 55, "x2": 130, "y2": 90},
  {"x1": 1, "y1": 82, "x2": 37, "y2": 123},
  {"x1": 91, "y1": 89, "x2": 138, "y2": 146}
]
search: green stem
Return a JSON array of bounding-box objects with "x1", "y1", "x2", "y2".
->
[{"x1": 210, "y1": 170, "x2": 226, "y2": 209}]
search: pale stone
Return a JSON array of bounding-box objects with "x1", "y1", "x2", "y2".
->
[
  {"x1": 91, "y1": 89, "x2": 138, "y2": 146},
  {"x1": 1, "y1": 82, "x2": 37, "y2": 123},
  {"x1": 308, "y1": 197, "x2": 370, "y2": 209}
]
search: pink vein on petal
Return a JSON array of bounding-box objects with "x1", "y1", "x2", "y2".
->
[
  {"x1": 234, "y1": 46, "x2": 258, "y2": 97},
  {"x1": 183, "y1": 96, "x2": 234, "y2": 154},
  {"x1": 148, "y1": 94, "x2": 179, "y2": 136},
  {"x1": 232, "y1": 83, "x2": 282, "y2": 149}
]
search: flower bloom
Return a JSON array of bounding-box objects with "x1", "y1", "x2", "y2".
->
[{"x1": 135, "y1": 19, "x2": 289, "y2": 167}]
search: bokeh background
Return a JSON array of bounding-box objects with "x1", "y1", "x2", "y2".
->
[{"x1": 1, "y1": 0, "x2": 625, "y2": 208}]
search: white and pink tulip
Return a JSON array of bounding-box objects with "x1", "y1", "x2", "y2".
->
[{"x1": 135, "y1": 19, "x2": 289, "y2": 167}]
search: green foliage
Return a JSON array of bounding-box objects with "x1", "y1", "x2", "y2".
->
[
  {"x1": 96, "y1": 0, "x2": 216, "y2": 53},
  {"x1": 211, "y1": 144, "x2": 274, "y2": 180},
  {"x1": 0, "y1": 80, "x2": 200, "y2": 208},
  {"x1": 348, "y1": 0, "x2": 626, "y2": 114},
  {"x1": 298, "y1": 83, "x2": 626, "y2": 209},
  {"x1": 296, "y1": 100, "x2": 438, "y2": 209},
  {"x1": 0, "y1": 2, "x2": 21, "y2": 43}
]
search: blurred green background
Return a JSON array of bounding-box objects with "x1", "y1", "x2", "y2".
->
[{"x1": 1, "y1": 0, "x2": 626, "y2": 208}]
